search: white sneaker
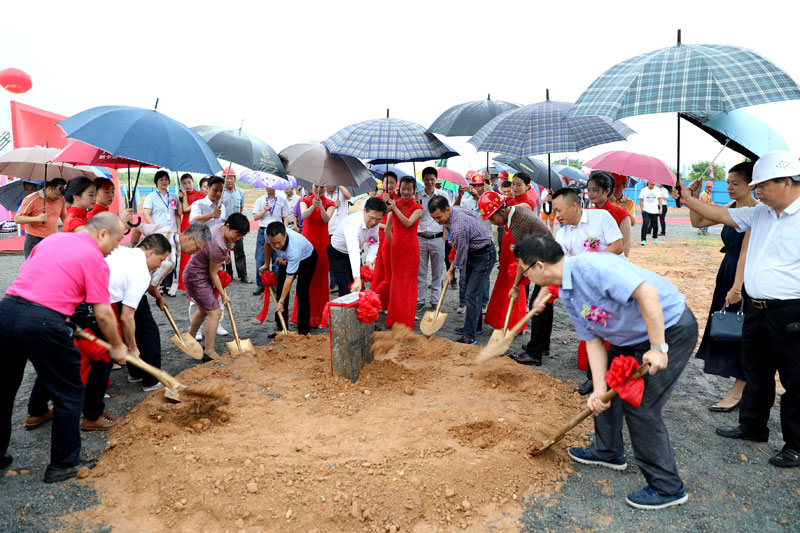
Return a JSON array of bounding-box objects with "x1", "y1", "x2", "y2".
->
[
  {"x1": 195, "y1": 330, "x2": 203, "y2": 341},
  {"x1": 143, "y1": 382, "x2": 163, "y2": 393},
  {"x1": 457, "y1": 306, "x2": 467, "y2": 314},
  {"x1": 168, "y1": 282, "x2": 178, "y2": 297},
  {"x1": 217, "y1": 325, "x2": 229, "y2": 336}
]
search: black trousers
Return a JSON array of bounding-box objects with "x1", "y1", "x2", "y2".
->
[
  {"x1": 327, "y1": 244, "x2": 354, "y2": 297},
  {"x1": 0, "y1": 296, "x2": 83, "y2": 468},
  {"x1": 641, "y1": 212, "x2": 659, "y2": 241},
  {"x1": 276, "y1": 250, "x2": 318, "y2": 335},
  {"x1": 659, "y1": 205, "x2": 668, "y2": 234},
  {"x1": 739, "y1": 299, "x2": 800, "y2": 450},
  {"x1": 525, "y1": 284, "x2": 554, "y2": 356},
  {"x1": 23, "y1": 234, "x2": 44, "y2": 259},
  {"x1": 123, "y1": 296, "x2": 161, "y2": 388},
  {"x1": 226, "y1": 238, "x2": 248, "y2": 280}
]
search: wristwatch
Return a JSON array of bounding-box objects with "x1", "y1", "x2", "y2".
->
[{"x1": 650, "y1": 343, "x2": 669, "y2": 353}]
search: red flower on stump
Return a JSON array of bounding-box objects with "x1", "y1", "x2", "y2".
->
[{"x1": 356, "y1": 290, "x2": 381, "y2": 323}]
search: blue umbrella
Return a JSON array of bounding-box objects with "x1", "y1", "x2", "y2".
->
[
  {"x1": 323, "y1": 113, "x2": 459, "y2": 164},
  {"x1": 552, "y1": 164, "x2": 588, "y2": 185},
  {"x1": 58, "y1": 105, "x2": 222, "y2": 175},
  {"x1": 679, "y1": 109, "x2": 789, "y2": 160}
]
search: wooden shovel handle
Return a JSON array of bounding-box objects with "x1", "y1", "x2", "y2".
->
[
  {"x1": 162, "y1": 307, "x2": 184, "y2": 340},
  {"x1": 432, "y1": 280, "x2": 449, "y2": 320},
  {"x1": 502, "y1": 296, "x2": 517, "y2": 335},
  {"x1": 268, "y1": 287, "x2": 289, "y2": 334},
  {"x1": 506, "y1": 292, "x2": 553, "y2": 338},
  {"x1": 224, "y1": 301, "x2": 241, "y2": 343}
]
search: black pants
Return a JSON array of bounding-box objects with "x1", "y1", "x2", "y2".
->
[
  {"x1": 659, "y1": 205, "x2": 668, "y2": 234},
  {"x1": 123, "y1": 296, "x2": 161, "y2": 388},
  {"x1": 526, "y1": 284, "x2": 554, "y2": 356},
  {"x1": 739, "y1": 299, "x2": 800, "y2": 450},
  {"x1": 23, "y1": 234, "x2": 44, "y2": 259},
  {"x1": 0, "y1": 296, "x2": 83, "y2": 468},
  {"x1": 327, "y1": 244, "x2": 355, "y2": 297},
  {"x1": 276, "y1": 250, "x2": 318, "y2": 334},
  {"x1": 226, "y1": 238, "x2": 248, "y2": 280},
  {"x1": 641, "y1": 212, "x2": 659, "y2": 241}
]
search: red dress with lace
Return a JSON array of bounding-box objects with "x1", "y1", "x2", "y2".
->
[
  {"x1": 385, "y1": 198, "x2": 422, "y2": 328},
  {"x1": 178, "y1": 189, "x2": 207, "y2": 290},
  {"x1": 371, "y1": 192, "x2": 395, "y2": 309},
  {"x1": 291, "y1": 194, "x2": 335, "y2": 327},
  {"x1": 63, "y1": 206, "x2": 89, "y2": 232}
]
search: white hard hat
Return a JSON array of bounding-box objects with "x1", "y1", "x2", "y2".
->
[{"x1": 751, "y1": 150, "x2": 800, "y2": 186}]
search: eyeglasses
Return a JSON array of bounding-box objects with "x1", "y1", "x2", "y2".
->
[
  {"x1": 366, "y1": 214, "x2": 383, "y2": 223},
  {"x1": 521, "y1": 263, "x2": 534, "y2": 276}
]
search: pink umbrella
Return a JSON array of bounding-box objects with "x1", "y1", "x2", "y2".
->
[
  {"x1": 52, "y1": 140, "x2": 157, "y2": 169},
  {"x1": 436, "y1": 168, "x2": 467, "y2": 186},
  {"x1": 585, "y1": 150, "x2": 676, "y2": 186}
]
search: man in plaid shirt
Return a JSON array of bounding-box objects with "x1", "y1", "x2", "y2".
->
[{"x1": 428, "y1": 195, "x2": 495, "y2": 344}]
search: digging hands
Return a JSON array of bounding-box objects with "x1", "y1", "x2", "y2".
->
[
  {"x1": 531, "y1": 287, "x2": 551, "y2": 313},
  {"x1": 643, "y1": 349, "x2": 667, "y2": 375},
  {"x1": 109, "y1": 343, "x2": 128, "y2": 365},
  {"x1": 508, "y1": 285, "x2": 520, "y2": 301},
  {"x1": 220, "y1": 290, "x2": 231, "y2": 306},
  {"x1": 588, "y1": 388, "x2": 611, "y2": 415}
]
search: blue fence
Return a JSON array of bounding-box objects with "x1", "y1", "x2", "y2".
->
[{"x1": 623, "y1": 181, "x2": 730, "y2": 207}]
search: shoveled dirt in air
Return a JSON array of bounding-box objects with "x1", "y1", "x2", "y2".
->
[{"x1": 70, "y1": 331, "x2": 591, "y2": 532}]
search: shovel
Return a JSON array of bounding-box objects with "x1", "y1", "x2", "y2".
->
[
  {"x1": 73, "y1": 326, "x2": 227, "y2": 402},
  {"x1": 487, "y1": 295, "x2": 517, "y2": 346},
  {"x1": 268, "y1": 287, "x2": 289, "y2": 335},
  {"x1": 162, "y1": 306, "x2": 204, "y2": 360},
  {"x1": 475, "y1": 293, "x2": 553, "y2": 364},
  {"x1": 529, "y1": 363, "x2": 650, "y2": 456},
  {"x1": 419, "y1": 281, "x2": 449, "y2": 336},
  {"x1": 224, "y1": 301, "x2": 255, "y2": 354}
]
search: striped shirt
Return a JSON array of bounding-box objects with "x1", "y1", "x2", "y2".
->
[{"x1": 445, "y1": 206, "x2": 493, "y2": 270}]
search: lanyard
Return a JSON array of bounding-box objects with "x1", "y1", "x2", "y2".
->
[
  {"x1": 267, "y1": 196, "x2": 276, "y2": 216},
  {"x1": 156, "y1": 190, "x2": 172, "y2": 210}
]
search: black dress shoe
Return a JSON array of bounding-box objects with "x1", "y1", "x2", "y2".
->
[
  {"x1": 575, "y1": 379, "x2": 593, "y2": 396},
  {"x1": 252, "y1": 287, "x2": 265, "y2": 296},
  {"x1": 44, "y1": 459, "x2": 97, "y2": 483},
  {"x1": 1, "y1": 453, "x2": 12, "y2": 470},
  {"x1": 708, "y1": 400, "x2": 741, "y2": 413},
  {"x1": 508, "y1": 351, "x2": 541, "y2": 366},
  {"x1": 267, "y1": 332, "x2": 278, "y2": 339},
  {"x1": 769, "y1": 447, "x2": 800, "y2": 468},
  {"x1": 715, "y1": 425, "x2": 768, "y2": 442}
]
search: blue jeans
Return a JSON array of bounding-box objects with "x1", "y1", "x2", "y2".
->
[
  {"x1": 0, "y1": 296, "x2": 84, "y2": 468},
  {"x1": 255, "y1": 228, "x2": 280, "y2": 288},
  {"x1": 459, "y1": 244, "x2": 492, "y2": 308},
  {"x1": 461, "y1": 246, "x2": 495, "y2": 339}
]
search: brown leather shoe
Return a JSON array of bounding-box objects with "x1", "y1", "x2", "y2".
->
[
  {"x1": 81, "y1": 411, "x2": 118, "y2": 431},
  {"x1": 25, "y1": 407, "x2": 54, "y2": 430}
]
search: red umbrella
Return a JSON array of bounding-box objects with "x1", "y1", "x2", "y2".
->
[
  {"x1": 585, "y1": 150, "x2": 676, "y2": 186},
  {"x1": 52, "y1": 140, "x2": 156, "y2": 169},
  {"x1": 436, "y1": 168, "x2": 467, "y2": 187}
]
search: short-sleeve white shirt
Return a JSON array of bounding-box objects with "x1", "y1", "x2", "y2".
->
[
  {"x1": 639, "y1": 187, "x2": 662, "y2": 214},
  {"x1": 555, "y1": 209, "x2": 623, "y2": 257},
  {"x1": 106, "y1": 246, "x2": 151, "y2": 308},
  {"x1": 253, "y1": 194, "x2": 290, "y2": 228},
  {"x1": 190, "y1": 197, "x2": 227, "y2": 226}
]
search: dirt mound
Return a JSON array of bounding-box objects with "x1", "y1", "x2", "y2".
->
[{"x1": 71, "y1": 330, "x2": 592, "y2": 532}]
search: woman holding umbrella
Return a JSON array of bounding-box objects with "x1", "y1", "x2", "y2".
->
[
  {"x1": 62, "y1": 177, "x2": 97, "y2": 232},
  {"x1": 290, "y1": 185, "x2": 335, "y2": 329}
]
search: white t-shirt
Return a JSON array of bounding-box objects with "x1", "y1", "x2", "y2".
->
[
  {"x1": 639, "y1": 187, "x2": 662, "y2": 214},
  {"x1": 190, "y1": 197, "x2": 227, "y2": 227},
  {"x1": 330, "y1": 211, "x2": 380, "y2": 278},
  {"x1": 285, "y1": 194, "x2": 299, "y2": 228},
  {"x1": 253, "y1": 194, "x2": 290, "y2": 228},
  {"x1": 555, "y1": 209, "x2": 623, "y2": 257},
  {"x1": 143, "y1": 190, "x2": 178, "y2": 230},
  {"x1": 106, "y1": 246, "x2": 151, "y2": 308},
  {"x1": 326, "y1": 189, "x2": 351, "y2": 235}
]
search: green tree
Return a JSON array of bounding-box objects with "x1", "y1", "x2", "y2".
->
[
  {"x1": 553, "y1": 158, "x2": 583, "y2": 170},
  {"x1": 688, "y1": 161, "x2": 727, "y2": 181}
]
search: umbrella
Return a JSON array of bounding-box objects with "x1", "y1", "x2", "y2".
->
[
  {"x1": 492, "y1": 155, "x2": 566, "y2": 189},
  {"x1": 568, "y1": 30, "x2": 800, "y2": 187},
  {"x1": 428, "y1": 94, "x2": 521, "y2": 136},
  {"x1": 51, "y1": 139, "x2": 157, "y2": 169},
  {"x1": 584, "y1": 151, "x2": 676, "y2": 186},
  {"x1": 552, "y1": 164, "x2": 588, "y2": 185},
  {"x1": 368, "y1": 164, "x2": 410, "y2": 179},
  {"x1": 679, "y1": 109, "x2": 789, "y2": 160},
  {"x1": 323, "y1": 112, "x2": 459, "y2": 164},
  {"x1": 278, "y1": 142, "x2": 371, "y2": 187},
  {"x1": 0, "y1": 147, "x2": 101, "y2": 181},
  {"x1": 0, "y1": 179, "x2": 41, "y2": 211},
  {"x1": 436, "y1": 168, "x2": 467, "y2": 187},
  {"x1": 193, "y1": 125, "x2": 287, "y2": 178},
  {"x1": 58, "y1": 105, "x2": 222, "y2": 174},
  {"x1": 238, "y1": 168, "x2": 296, "y2": 190}
]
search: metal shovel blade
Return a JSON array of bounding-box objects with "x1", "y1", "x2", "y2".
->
[
  {"x1": 225, "y1": 336, "x2": 255, "y2": 355},
  {"x1": 420, "y1": 308, "x2": 448, "y2": 336},
  {"x1": 169, "y1": 332, "x2": 204, "y2": 360}
]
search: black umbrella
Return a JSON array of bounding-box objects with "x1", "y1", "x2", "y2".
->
[
  {"x1": 192, "y1": 124, "x2": 287, "y2": 178},
  {"x1": 493, "y1": 155, "x2": 566, "y2": 189}
]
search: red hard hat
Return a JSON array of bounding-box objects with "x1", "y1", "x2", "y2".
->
[
  {"x1": 470, "y1": 173, "x2": 485, "y2": 185},
  {"x1": 498, "y1": 170, "x2": 509, "y2": 179},
  {"x1": 478, "y1": 191, "x2": 504, "y2": 220},
  {"x1": 222, "y1": 166, "x2": 236, "y2": 177}
]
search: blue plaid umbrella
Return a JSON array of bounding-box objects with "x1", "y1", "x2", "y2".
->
[
  {"x1": 322, "y1": 116, "x2": 459, "y2": 164},
  {"x1": 468, "y1": 97, "x2": 634, "y2": 157}
]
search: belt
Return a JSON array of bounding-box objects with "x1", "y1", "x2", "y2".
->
[
  {"x1": 4, "y1": 295, "x2": 66, "y2": 318},
  {"x1": 748, "y1": 297, "x2": 800, "y2": 310},
  {"x1": 418, "y1": 232, "x2": 443, "y2": 240},
  {"x1": 468, "y1": 244, "x2": 492, "y2": 256}
]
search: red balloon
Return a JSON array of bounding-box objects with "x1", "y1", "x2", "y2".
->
[{"x1": 0, "y1": 68, "x2": 33, "y2": 94}]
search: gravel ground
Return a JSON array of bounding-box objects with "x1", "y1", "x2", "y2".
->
[{"x1": 1, "y1": 217, "x2": 797, "y2": 532}]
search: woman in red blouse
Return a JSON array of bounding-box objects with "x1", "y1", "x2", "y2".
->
[
  {"x1": 371, "y1": 172, "x2": 398, "y2": 310},
  {"x1": 62, "y1": 177, "x2": 97, "y2": 232},
  {"x1": 587, "y1": 171, "x2": 632, "y2": 256},
  {"x1": 178, "y1": 174, "x2": 207, "y2": 290}
]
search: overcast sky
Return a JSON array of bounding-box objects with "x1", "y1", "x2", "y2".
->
[{"x1": 2, "y1": 0, "x2": 798, "y2": 178}]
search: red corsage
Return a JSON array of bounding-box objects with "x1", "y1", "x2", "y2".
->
[
  {"x1": 356, "y1": 290, "x2": 381, "y2": 323},
  {"x1": 261, "y1": 271, "x2": 278, "y2": 287},
  {"x1": 213, "y1": 271, "x2": 232, "y2": 298},
  {"x1": 604, "y1": 355, "x2": 645, "y2": 407},
  {"x1": 256, "y1": 271, "x2": 279, "y2": 323}
]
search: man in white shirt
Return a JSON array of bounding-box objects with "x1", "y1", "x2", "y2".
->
[
  {"x1": 417, "y1": 168, "x2": 450, "y2": 310},
  {"x1": 221, "y1": 169, "x2": 248, "y2": 283},
  {"x1": 325, "y1": 185, "x2": 352, "y2": 236},
  {"x1": 639, "y1": 181, "x2": 663, "y2": 245},
  {"x1": 553, "y1": 188, "x2": 623, "y2": 257},
  {"x1": 676, "y1": 150, "x2": 800, "y2": 469},
  {"x1": 284, "y1": 188, "x2": 299, "y2": 230},
  {"x1": 190, "y1": 176, "x2": 227, "y2": 227},
  {"x1": 328, "y1": 197, "x2": 387, "y2": 296},
  {"x1": 252, "y1": 187, "x2": 290, "y2": 296}
]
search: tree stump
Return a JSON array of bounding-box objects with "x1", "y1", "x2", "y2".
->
[{"x1": 329, "y1": 293, "x2": 373, "y2": 383}]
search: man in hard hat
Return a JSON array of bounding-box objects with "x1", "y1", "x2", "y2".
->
[{"x1": 676, "y1": 150, "x2": 800, "y2": 469}]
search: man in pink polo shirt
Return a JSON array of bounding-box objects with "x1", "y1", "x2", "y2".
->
[{"x1": 0, "y1": 212, "x2": 127, "y2": 483}]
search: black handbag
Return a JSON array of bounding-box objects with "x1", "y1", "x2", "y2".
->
[{"x1": 709, "y1": 301, "x2": 744, "y2": 341}]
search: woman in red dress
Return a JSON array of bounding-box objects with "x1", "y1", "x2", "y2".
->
[
  {"x1": 291, "y1": 185, "x2": 335, "y2": 328},
  {"x1": 587, "y1": 171, "x2": 632, "y2": 257},
  {"x1": 385, "y1": 176, "x2": 423, "y2": 329},
  {"x1": 177, "y1": 174, "x2": 207, "y2": 290},
  {"x1": 371, "y1": 172, "x2": 398, "y2": 309},
  {"x1": 62, "y1": 177, "x2": 97, "y2": 232}
]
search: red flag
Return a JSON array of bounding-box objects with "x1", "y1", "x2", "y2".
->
[{"x1": 604, "y1": 355, "x2": 645, "y2": 406}]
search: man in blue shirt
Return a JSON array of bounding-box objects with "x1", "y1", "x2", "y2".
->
[
  {"x1": 518, "y1": 234, "x2": 698, "y2": 510},
  {"x1": 259, "y1": 222, "x2": 318, "y2": 337}
]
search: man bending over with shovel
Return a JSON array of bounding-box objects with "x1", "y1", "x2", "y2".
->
[
  {"x1": 519, "y1": 233, "x2": 698, "y2": 510},
  {"x1": 327, "y1": 197, "x2": 386, "y2": 296}
]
